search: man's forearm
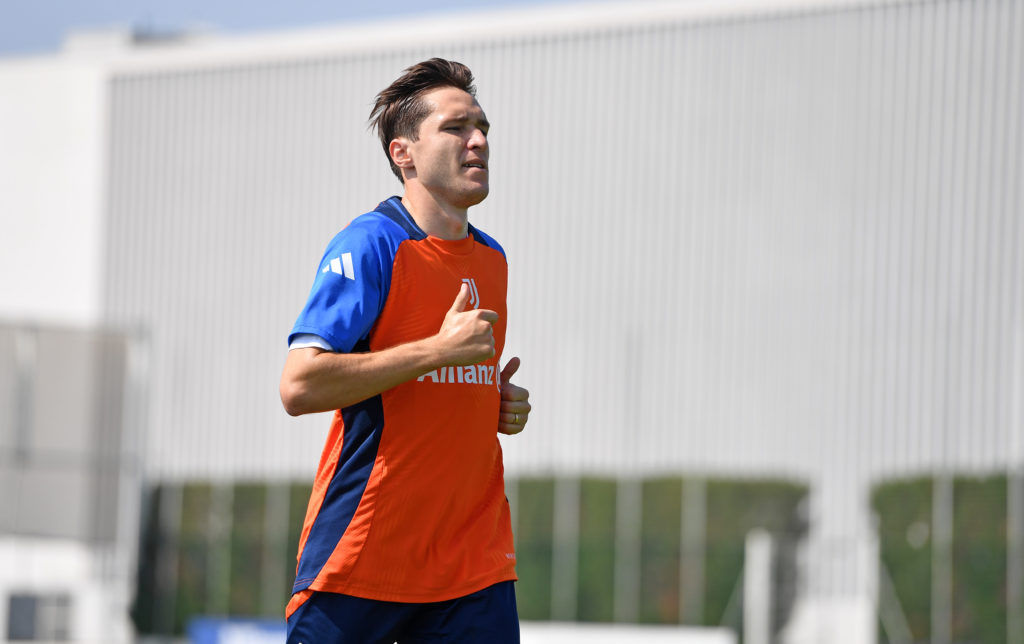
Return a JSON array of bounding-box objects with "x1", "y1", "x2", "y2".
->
[
  {"x1": 281, "y1": 283, "x2": 499, "y2": 416},
  {"x1": 280, "y1": 339, "x2": 443, "y2": 416}
]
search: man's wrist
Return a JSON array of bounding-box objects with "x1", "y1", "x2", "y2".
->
[{"x1": 407, "y1": 335, "x2": 448, "y2": 376}]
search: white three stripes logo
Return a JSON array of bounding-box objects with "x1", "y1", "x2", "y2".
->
[
  {"x1": 322, "y1": 253, "x2": 355, "y2": 281},
  {"x1": 462, "y1": 278, "x2": 480, "y2": 309}
]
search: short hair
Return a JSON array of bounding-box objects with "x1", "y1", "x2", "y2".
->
[{"x1": 369, "y1": 58, "x2": 477, "y2": 182}]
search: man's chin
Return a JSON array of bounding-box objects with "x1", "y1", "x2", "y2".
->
[{"x1": 455, "y1": 185, "x2": 489, "y2": 208}]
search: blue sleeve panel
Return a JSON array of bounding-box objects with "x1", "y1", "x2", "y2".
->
[{"x1": 289, "y1": 205, "x2": 411, "y2": 353}]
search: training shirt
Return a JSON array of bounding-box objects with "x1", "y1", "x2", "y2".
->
[{"x1": 285, "y1": 197, "x2": 516, "y2": 613}]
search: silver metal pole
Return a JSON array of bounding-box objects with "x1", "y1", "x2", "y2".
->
[
  {"x1": 613, "y1": 477, "x2": 642, "y2": 623},
  {"x1": 112, "y1": 331, "x2": 149, "y2": 642},
  {"x1": 207, "y1": 482, "x2": 234, "y2": 616},
  {"x1": 681, "y1": 477, "x2": 707, "y2": 625},
  {"x1": 1009, "y1": 324, "x2": 1024, "y2": 644},
  {"x1": 13, "y1": 327, "x2": 36, "y2": 468},
  {"x1": 744, "y1": 528, "x2": 774, "y2": 644},
  {"x1": 1010, "y1": 467, "x2": 1023, "y2": 644},
  {"x1": 931, "y1": 474, "x2": 953, "y2": 644},
  {"x1": 506, "y1": 476, "x2": 519, "y2": 540},
  {"x1": 551, "y1": 476, "x2": 580, "y2": 620}
]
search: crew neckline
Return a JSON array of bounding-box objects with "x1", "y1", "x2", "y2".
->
[{"x1": 425, "y1": 233, "x2": 476, "y2": 255}]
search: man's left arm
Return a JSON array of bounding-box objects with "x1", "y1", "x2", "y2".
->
[{"x1": 497, "y1": 356, "x2": 530, "y2": 435}]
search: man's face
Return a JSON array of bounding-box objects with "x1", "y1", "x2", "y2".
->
[{"x1": 404, "y1": 86, "x2": 490, "y2": 209}]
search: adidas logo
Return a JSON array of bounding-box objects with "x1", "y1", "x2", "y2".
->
[{"x1": 322, "y1": 253, "x2": 355, "y2": 281}]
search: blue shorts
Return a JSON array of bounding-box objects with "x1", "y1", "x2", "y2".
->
[{"x1": 286, "y1": 581, "x2": 519, "y2": 644}]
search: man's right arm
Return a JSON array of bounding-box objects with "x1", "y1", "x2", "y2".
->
[{"x1": 280, "y1": 282, "x2": 497, "y2": 416}]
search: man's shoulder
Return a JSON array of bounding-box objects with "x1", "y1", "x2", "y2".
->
[
  {"x1": 324, "y1": 198, "x2": 415, "y2": 253},
  {"x1": 469, "y1": 224, "x2": 507, "y2": 260},
  {"x1": 345, "y1": 199, "x2": 412, "y2": 238},
  {"x1": 341, "y1": 211, "x2": 400, "y2": 239}
]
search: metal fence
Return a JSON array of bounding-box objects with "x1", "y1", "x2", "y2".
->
[{"x1": 0, "y1": 323, "x2": 146, "y2": 642}]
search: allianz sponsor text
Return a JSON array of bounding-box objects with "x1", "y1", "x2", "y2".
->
[{"x1": 417, "y1": 364, "x2": 499, "y2": 389}]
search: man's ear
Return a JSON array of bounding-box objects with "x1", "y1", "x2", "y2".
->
[{"x1": 389, "y1": 138, "x2": 414, "y2": 174}]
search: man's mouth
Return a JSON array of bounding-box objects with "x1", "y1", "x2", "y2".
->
[{"x1": 462, "y1": 162, "x2": 487, "y2": 170}]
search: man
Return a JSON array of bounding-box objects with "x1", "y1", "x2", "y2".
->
[{"x1": 279, "y1": 58, "x2": 530, "y2": 643}]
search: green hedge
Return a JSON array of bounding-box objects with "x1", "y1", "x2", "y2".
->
[
  {"x1": 872, "y1": 474, "x2": 1020, "y2": 644},
  {"x1": 513, "y1": 477, "x2": 555, "y2": 619},
  {"x1": 133, "y1": 476, "x2": 807, "y2": 635},
  {"x1": 577, "y1": 477, "x2": 617, "y2": 621},
  {"x1": 135, "y1": 474, "x2": 1022, "y2": 639},
  {"x1": 510, "y1": 475, "x2": 807, "y2": 630}
]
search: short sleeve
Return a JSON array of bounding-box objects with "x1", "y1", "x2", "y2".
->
[
  {"x1": 288, "y1": 219, "x2": 397, "y2": 353},
  {"x1": 288, "y1": 334, "x2": 332, "y2": 351}
]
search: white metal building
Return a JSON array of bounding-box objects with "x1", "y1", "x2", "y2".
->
[{"x1": 1, "y1": 0, "x2": 1022, "y2": 642}]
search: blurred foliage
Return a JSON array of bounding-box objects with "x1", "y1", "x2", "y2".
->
[
  {"x1": 512, "y1": 475, "x2": 807, "y2": 631},
  {"x1": 577, "y1": 477, "x2": 616, "y2": 621},
  {"x1": 872, "y1": 474, "x2": 1014, "y2": 644},
  {"x1": 286, "y1": 482, "x2": 313, "y2": 598},
  {"x1": 704, "y1": 478, "x2": 806, "y2": 633},
  {"x1": 134, "y1": 473, "x2": 1022, "y2": 639},
  {"x1": 176, "y1": 483, "x2": 211, "y2": 634},
  {"x1": 229, "y1": 483, "x2": 265, "y2": 617},
  {"x1": 873, "y1": 475, "x2": 932, "y2": 641},
  {"x1": 640, "y1": 477, "x2": 683, "y2": 624},
  {"x1": 513, "y1": 477, "x2": 555, "y2": 619},
  {"x1": 133, "y1": 475, "x2": 807, "y2": 635}
]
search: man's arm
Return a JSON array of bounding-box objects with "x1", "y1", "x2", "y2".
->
[{"x1": 280, "y1": 282, "x2": 497, "y2": 415}]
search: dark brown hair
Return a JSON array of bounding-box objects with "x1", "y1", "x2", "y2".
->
[{"x1": 369, "y1": 58, "x2": 477, "y2": 181}]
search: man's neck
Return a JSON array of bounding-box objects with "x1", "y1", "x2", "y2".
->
[{"x1": 400, "y1": 189, "x2": 470, "y2": 240}]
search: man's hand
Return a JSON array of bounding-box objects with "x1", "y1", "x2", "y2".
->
[
  {"x1": 435, "y1": 282, "x2": 500, "y2": 366},
  {"x1": 498, "y1": 357, "x2": 530, "y2": 435}
]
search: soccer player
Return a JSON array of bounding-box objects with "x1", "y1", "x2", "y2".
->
[{"x1": 279, "y1": 58, "x2": 531, "y2": 643}]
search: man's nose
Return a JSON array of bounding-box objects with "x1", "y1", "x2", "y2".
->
[{"x1": 468, "y1": 128, "x2": 488, "y2": 150}]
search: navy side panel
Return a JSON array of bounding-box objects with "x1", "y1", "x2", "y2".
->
[{"x1": 292, "y1": 392, "x2": 384, "y2": 592}]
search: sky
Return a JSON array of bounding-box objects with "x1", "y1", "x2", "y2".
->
[{"x1": 0, "y1": 0, "x2": 591, "y2": 57}]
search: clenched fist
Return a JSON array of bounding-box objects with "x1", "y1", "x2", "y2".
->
[{"x1": 434, "y1": 282, "x2": 499, "y2": 366}]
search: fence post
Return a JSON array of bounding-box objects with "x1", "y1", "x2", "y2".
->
[
  {"x1": 1010, "y1": 324, "x2": 1024, "y2": 644},
  {"x1": 1010, "y1": 467, "x2": 1023, "y2": 644},
  {"x1": 744, "y1": 528, "x2": 773, "y2": 644},
  {"x1": 614, "y1": 477, "x2": 642, "y2": 623},
  {"x1": 551, "y1": 476, "x2": 580, "y2": 620},
  {"x1": 931, "y1": 475, "x2": 953, "y2": 644},
  {"x1": 682, "y1": 477, "x2": 707, "y2": 625}
]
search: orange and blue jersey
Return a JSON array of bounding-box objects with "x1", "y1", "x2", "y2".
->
[{"x1": 285, "y1": 197, "x2": 515, "y2": 616}]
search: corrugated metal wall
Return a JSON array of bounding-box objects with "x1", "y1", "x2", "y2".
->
[{"x1": 102, "y1": 0, "x2": 1023, "y2": 603}]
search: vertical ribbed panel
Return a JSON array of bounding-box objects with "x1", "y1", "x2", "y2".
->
[{"x1": 102, "y1": 0, "x2": 1023, "y2": 597}]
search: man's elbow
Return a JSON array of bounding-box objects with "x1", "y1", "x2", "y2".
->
[{"x1": 280, "y1": 378, "x2": 312, "y2": 416}]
